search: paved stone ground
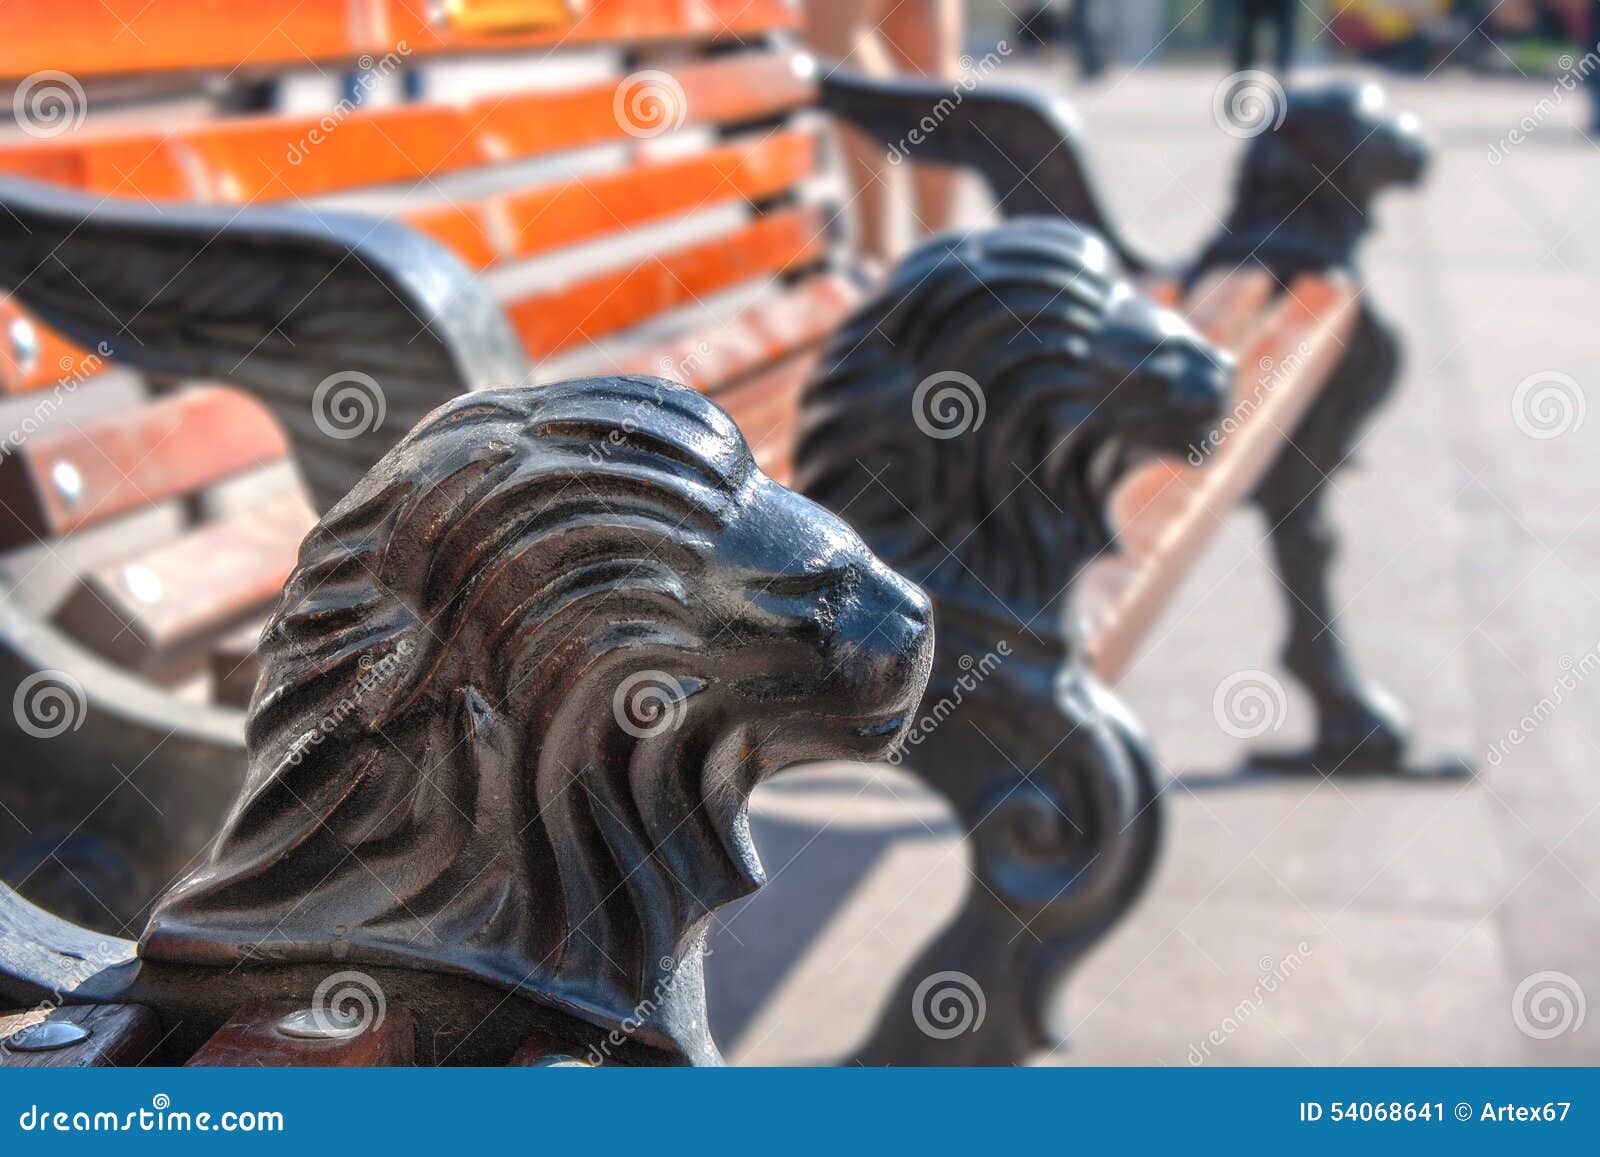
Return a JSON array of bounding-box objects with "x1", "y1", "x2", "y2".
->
[{"x1": 704, "y1": 62, "x2": 1600, "y2": 1066}]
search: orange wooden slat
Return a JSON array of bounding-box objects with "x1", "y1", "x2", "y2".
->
[
  {"x1": 505, "y1": 204, "x2": 828, "y2": 358},
  {"x1": 1082, "y1": 275, "x2": 1359, "y2": 684},
  {"x1": 54, "y1": 490, "x2": 314, "y2": 681},
  {"x1": 711, "y1": 349, "x2": 821, "y2": 486},
  {"x1": 406, "y1": 129, "x2": 819, "y2": 270},
  {"x1": 0, "y1": 387, "x2": 288, "y2": 550},
  {"x1": 0, "y1": 300, "x2": 104, "y2": 396},
  {"x1": 1182, "y1": 268, "x2": 1279, "y2": 351},
  {"x1": 473, "y1": 52, "x2": 813, "y2": 165},
  {"x1": 0, "y1": 0, "x2": 800, "y2": 81},
  {"x1": 0, "y1": 51, "x2": 814, "y2": 203},
  {"x1": 186, "y1": 1001, "x2": 414, "y2": 1066},
  {"x1": 617, "y1": 270, "x2": 860, "y2": 393}
]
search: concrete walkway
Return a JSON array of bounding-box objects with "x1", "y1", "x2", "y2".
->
[{"x1": 705, "y1": 63, "x2": 1600, "y2": 1066}]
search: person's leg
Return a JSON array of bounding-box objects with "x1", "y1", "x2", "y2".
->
[
  {"x1": 1274, "y1": 0, "x2": 1296, "y2": 75},
  {"x1": 1234, "y1": 0, "x2": 1257, "y2": 72},
  {"x1": 878, "y1": 0, "x2": 964, "y2": 241},
  {"x1": 1590, "y1": 0, "x2": 1600, "y2": 132},
  {"x1": 806, "y1": 0, "x2": 898, "y2": 261}
]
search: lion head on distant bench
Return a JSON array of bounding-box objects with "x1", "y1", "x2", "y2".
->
[
  {"x1": 794, "y1": 219, "x2": 1229, "y2": 631},
  {"x1": 140, "y1": 377, "x2": 931, "y2": 1055},
  {"x1": 1198, "y1": 81, "x2": 1429, "y2": 276}
]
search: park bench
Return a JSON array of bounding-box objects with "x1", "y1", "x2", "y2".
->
[
  {"x1": 787, "y1": 81, "x2": 1451, "y2": 1064},
  {"x1": 0, "y1": 0, "x2": 1047, "y2": 933}
]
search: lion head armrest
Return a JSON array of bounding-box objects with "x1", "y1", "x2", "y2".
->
[
  {"x1": 818, "y1": 70, "x2": 1157, "y2": 274},
  {"x1": 0, "y1": 376, "x2": 933, "y2": 1066},
  {"x1": 0, "y1": 176, "x2": 530, "y2": 514},
  {"x1": 790, "y1": 219, "x2": 1230, "y2": 1064}
]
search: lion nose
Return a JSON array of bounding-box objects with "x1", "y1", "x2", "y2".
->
[{"x1": 863, "y1": 557, "x2": 934, "y2": 684}]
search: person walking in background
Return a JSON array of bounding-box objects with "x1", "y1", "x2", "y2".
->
[
  {"x1": 1234, "y1": 0, "x2": 1296, "y2": 74},
  {"x1": 806, "y1": 0, "x2": 962, "y2": 263},
  {"x1": 1590, "y1": 0, "x2": 1600, "y2": 132}
]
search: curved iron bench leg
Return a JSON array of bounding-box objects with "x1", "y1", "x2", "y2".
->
[{"x1": 793, "y1": 219, "x2": 1232, "y2": 1064}]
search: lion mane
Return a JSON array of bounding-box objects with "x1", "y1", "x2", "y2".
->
[
  {"x1": 140, "y1": 378, "x2": 786, "y2": 1049},
  {"x1": 795, "y1": 218, "x2": 1224, "y2": 635}
]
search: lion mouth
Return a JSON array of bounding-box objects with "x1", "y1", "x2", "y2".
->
[{"x1": 847, "y1": 712, "x2": 909, "y2": 739}]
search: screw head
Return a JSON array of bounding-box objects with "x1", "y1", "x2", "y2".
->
[
  {"x1": 5, "y1": 1019, "x2": 90, "y2": 1052},
  {"x1": 51, "y1": 460, "x2": 83, "y2": 507},
  {"x1": 275, "y1": 1008, "x2": 364, "y2": 1040},
  {"x1": 7, "y1": 318, "x2": 38, "y2": 376}
]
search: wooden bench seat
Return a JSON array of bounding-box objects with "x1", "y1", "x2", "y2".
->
[
  {"x1": 3, "y1": 0, "x2": 1087, "y2": 944},
  {"x1": 1082, "y1": 271, "x2": 1360, "y2": 682}
]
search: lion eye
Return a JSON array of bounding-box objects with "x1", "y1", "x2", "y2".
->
[{"x1": 750, "y1": 567, "x2": 852, "y2": 600}]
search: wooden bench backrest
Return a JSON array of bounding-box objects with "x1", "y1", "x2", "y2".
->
[{"x1": 0, "y1": 0, "x2": 849, "y2": 700}]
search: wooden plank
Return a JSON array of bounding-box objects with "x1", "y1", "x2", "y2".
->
[
  {"x1": 0, "y1": 51, "x2": 814, "y2": 203},
  {"x1": 210, "y1": 620, "x2": 264, "y2": 709},
  {"x1": 0, "y1": 300, "x2": 105, "y2": 397},
  {"x1": 53, "y1": 491, "x2": 313, "y2": 682},
  {"x1": 0, "y1": 387, "x2": 287, "y2": 550},
  {"x1": 0, "y1": 0, "x2": 800, "y2": 81},
  {"x1": 411, "y1": 130, "x2": 821, "y2": 270},
  {"x1": 186, "y1": 1000, "x2": 413, "y2": 1066},
  {"x1": 617, "y1": 271, "x2": 860, "y2": 393},
  {"x1": 1082, "y1": 275, "x2": 1359, "y2": 683},
  {"x1": 1182, "y1": 268, "x2": 1279, "y2": 351},
  {"x1": 506, "y1": 205, "x2": 827, "y2": 358},
  {"x1": 0, "y1": 1004, "x2": 158, "y2": 1068},
  {"x1": 712, "y1": 349, "x2": 824, "y2": 486}
]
